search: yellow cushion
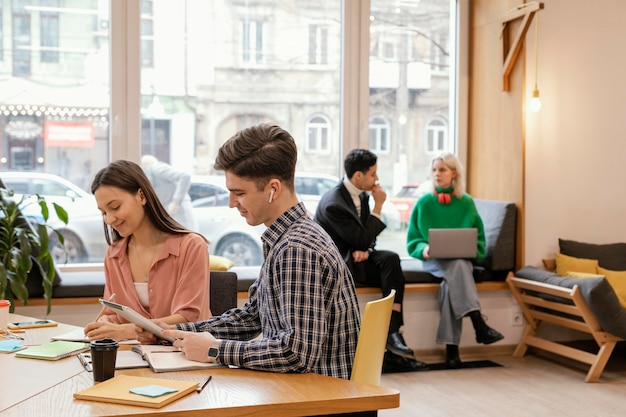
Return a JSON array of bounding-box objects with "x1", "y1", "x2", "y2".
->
[
  {"x1": 555, "y1": 253, "x2": 598, "y2": 277},
  {"x1": 597, "y1": 267, "x2": 626, "y2": 309},
  {"x1": 566, "y1": 271, "x2": 604, "y2": 279},
  {"x1": 209, "y1": 255, "x2": 235, "y2": 271}
]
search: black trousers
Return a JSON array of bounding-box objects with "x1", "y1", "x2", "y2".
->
[{"x1": 353, "y1": 249, "x2": 405, "y2": 306}]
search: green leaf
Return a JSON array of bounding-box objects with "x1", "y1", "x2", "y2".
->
[{"x1": 52, "y1": 202, "x2": 69, "y2": 225}]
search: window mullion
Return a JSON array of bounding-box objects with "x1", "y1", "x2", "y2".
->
[{"x1": 110, "y1": 0, "x2": 141, "y2": 162}]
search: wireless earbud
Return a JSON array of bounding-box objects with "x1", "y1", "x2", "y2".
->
[{"x1": 269, "y1": 188, "x2": 275, "y2": 203}]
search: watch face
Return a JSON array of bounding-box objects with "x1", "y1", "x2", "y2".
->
[{"x1": 208, "y1": 347, "x2": 219, "y2": 358}]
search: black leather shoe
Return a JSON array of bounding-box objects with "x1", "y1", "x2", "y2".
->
[
  {"x1": 384, "y1": 351, "x2": 429, "y2": 371},
  {"x1": 476, "y1": 326, "x2": 504, "y2": 345},
  {"x1": 445, "y1": 357, "x2": 462, "y2": 369},
  {"x1": 386, "y1": 332, "x2": 415, "y2": 359}
]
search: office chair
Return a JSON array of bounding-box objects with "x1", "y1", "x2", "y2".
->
[
  {"x1": 350, "y1": 289, "x2": 395, "y2": 386},
  {"x1": 209, "y1": 271, "x2": 238, "y2": 316}
]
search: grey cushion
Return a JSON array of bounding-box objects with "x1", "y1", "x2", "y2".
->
[
  {"x1": 51, "y1": 271, "x2": 104, "y2": 298},
  {"x1": 515, "y1": 266, "x2": 626, "y2": 339},
  {"x1": 559, "y1": 238, "x2": 626, "y2": 271},
  {"x1": 474, "y1": 199, "x2": 517, "y2": 273}
]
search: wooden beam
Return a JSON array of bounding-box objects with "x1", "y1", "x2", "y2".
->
[{"x1": 501, "y1": 2, "x2": 544, "y2": 91}]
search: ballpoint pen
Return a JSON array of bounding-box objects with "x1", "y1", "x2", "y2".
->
[
  {"x1": 94, "y1": 293, "x2": 116, "y2": 321},
  {"x1": 196, "y1": 375, "x2": 212, "y2": 393},
  {"x1": 77, "y1": 353, "x2": 92, "y2": 372}
]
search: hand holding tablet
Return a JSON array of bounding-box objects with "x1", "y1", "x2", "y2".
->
[{"x1": 99, "y1": 299, "x2": 176, "y2": 343}]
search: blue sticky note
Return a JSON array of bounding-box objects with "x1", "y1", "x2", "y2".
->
[
  {"x1": 129, "y1": 384, "x2": 178, "y2": 398},
  {"x1": 0, "y1": 340, "x2": 24, "y2": 352}
]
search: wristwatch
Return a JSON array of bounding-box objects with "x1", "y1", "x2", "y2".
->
[{"x1": 207, "y1": 342, "x2": 220, "y2": 363}]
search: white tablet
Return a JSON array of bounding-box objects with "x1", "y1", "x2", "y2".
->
[{"x1": 99, "y1": 299, "x2": 176, "y2": 343}]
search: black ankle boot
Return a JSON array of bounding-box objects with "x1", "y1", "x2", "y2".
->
[
  {"x1": 445, "y1": 344, "x2": 462, "y2": 369},
  {"x1": 469, "y1": 311, "x2": 504, "y2": 345}
]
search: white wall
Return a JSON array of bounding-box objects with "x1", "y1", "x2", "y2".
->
[
  {"x1": 238, "y1": 290, "x2": 525, "y2": 354},
  {"x1": 524, "y1": 0, "x2": 626, "y2": 265}
]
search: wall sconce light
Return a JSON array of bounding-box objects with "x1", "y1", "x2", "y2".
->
[{"x1": 529, "y1": 12, "x2": 542, "y2": 112}]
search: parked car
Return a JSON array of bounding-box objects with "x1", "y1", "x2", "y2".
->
[
  {"x1": 0, "y1": 171, "x2": 106, "y2": 264},
  {"x1": 190, "y1": 175, "x2": 265, "y2": 266},
  {"x1": 0, "y1": 171, "x2": 267, "y2": 267},
  {"x1": 389, "y1": 182, "x2": 429, "y2": 227},
  {"x1": 294, "y1": 172, "x2": 401, "y2": 231},
  {"x1": 190, "y1": 172, "x2": 403, "y2": 266}
]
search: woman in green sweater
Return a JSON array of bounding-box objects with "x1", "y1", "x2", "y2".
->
[{"x1": 406, "y1": 152, "x2": 503, "y2": 368}]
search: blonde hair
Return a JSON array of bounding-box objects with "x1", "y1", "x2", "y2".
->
[{"x1": 429, "y1": 152, "x2": 465, "y2": 197}]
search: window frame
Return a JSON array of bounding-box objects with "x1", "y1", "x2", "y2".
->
[
  {"x1": 305, "y1": 114, "x2": 332, "y2": 155},
  {"x1": 96, "y1": 0, "x2": 469, "y2": 270}
]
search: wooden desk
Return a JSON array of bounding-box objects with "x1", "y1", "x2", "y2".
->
[{"x1": 2, "y1": 314, "x2": 399, "y2": 417}]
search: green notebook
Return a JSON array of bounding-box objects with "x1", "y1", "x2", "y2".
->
[{"x1": 16, "y1": 340, "x2": 89, "y2": 361}]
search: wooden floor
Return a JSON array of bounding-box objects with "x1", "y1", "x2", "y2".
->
[{"x1": 379, "y1": 344, "x2": 626, "y2": 417}]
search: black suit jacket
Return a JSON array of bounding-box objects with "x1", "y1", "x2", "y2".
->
[{"x1": 314, "y1": 182, "x2": 386, "y2": 282}]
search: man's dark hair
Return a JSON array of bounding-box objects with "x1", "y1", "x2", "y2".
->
[
  {"x1": 214, "y1": 123, "x2": 296, "y2": 190},
  {"x1": 344, "y1": 149, "x2": 377, "y2": 179}
]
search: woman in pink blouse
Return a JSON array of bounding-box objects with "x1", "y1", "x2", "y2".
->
[{"x1": 84, "y1": 160, "x2": 211, "y2": 343}]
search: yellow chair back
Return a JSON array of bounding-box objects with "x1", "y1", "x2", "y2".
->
[{"x1": 350, "y1": 289, "x2": 395, "y2": 385}]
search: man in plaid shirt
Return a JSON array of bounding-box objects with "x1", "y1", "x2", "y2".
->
[{"x1": 163, "y1": 123, "x2": 361, "y2": 380}]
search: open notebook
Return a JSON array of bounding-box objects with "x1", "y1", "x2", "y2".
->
[
  {"x1": 51, "y1": 328, "x2": 140, "y2": 345},
  {"x1": 131, "y1": 345, "x2": 222, "y2": 373}
]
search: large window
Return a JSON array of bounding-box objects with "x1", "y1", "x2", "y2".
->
[
  {"x1": 0, "y1": 0, "x2": 463, "y2": 266},
  {"x1": 39, "y1": 0, "x2": 59, "y2": 63}
]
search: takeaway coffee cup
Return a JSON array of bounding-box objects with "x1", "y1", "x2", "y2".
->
[
  {"x1": 90, "y1": 338, "x2": 119, "y2": 383},
  {"x1": 0, "y1": 300, "x2": 10, "y2": 332}
]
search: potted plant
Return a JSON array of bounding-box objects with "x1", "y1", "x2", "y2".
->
[{"x1": 0, "y1": 188, "x2": 68, "y2": 314}]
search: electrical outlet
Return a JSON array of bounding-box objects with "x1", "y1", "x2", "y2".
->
[{"x1": 511, "y1": 310, "x2": 524, "y2": 327}]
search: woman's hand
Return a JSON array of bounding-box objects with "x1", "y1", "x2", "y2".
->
[
  {"x1": 422, "y1": 245, "x2": 431, "y2": 260},
  {"x1": 84, "y1": 321, "x2": 137, "y2": 341}
]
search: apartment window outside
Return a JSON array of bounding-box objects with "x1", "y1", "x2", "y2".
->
[
  {"x1": 40, "y1": 0, "x2": 59, "y2": 63},
  {"x1": 141, "y1": 0, "x2": 154, "y2": 67},
  {"x1": 426, "y1": 117, "x2": 447, "y2": 154},
  {"x1": 309, "y1": 24, "x2": 328, "y2": 65},
  {"x1": 12, "y1": 0, "x2": 31, "y2": 76},
  {"x1": 242, "y1": 20, "x2": 263, "y2": 64},
  {"x1": 430, "y1": 31, "x2": 449, "y2": 73},
  {"x1": 306, "y1": 115, "x2": 331, "y2": 154},
  {"x1": 369, "y1": 116, "x2": 390, "y2": 154}
]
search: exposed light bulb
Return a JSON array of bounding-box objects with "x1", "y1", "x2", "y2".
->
[{"x1": 530, "y1": 87, "x2": 542, "y2": 112}]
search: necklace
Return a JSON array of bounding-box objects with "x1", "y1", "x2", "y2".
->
[{"x1": 132, "y1": 239, "x2": 160, "y2": 282}]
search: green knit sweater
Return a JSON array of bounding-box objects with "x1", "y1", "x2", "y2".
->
[{"x1": 406, "y1": 191, "x2": 485, "y2": 261}]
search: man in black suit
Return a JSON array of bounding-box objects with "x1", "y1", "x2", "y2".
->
[{"x1": 314, "y1": 149, "x2": 427, "y2": 371}]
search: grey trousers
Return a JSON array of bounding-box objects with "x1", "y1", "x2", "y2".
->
[{"x1": 423, "y1": 259, "x2": 481, "y2": 345}]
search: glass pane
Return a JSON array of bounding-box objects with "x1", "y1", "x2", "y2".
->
[
  {"x1": 370, "y1": 0, "x2": 453, "y2": 255},
  {"x1": 0, "y1": 1, "x2": 111, "y2": 264},
  {"x1": 141, "y1": 0, "x2": 342, "y2": 266}
]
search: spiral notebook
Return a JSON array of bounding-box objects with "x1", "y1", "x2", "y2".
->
[{"x1": 15, "y1": 340, "x2": 89, "y2": 360}]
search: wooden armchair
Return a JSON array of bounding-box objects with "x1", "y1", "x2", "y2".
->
[{"x1": 507, "y1": 272, "x2": 623, "y2": 382}]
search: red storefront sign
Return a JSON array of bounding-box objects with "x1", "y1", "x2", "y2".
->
[{"x1": 44, "y1": 121, "x2": 95, "y2": 148}]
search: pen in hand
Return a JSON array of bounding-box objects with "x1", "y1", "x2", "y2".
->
[
  {"x1": 94, "y1": 293, "x2": 116, "y2": 322},
  {"x1": 196, "y1": 375, "x2": 212, "y2": 393}
]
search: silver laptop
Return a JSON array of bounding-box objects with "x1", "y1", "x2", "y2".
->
[{"x1": 428, "y1": 228, "x2": 478, "y2": 259}]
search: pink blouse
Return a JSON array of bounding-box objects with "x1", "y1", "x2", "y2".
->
[{"x1": 101, "y1": 233, "x2": 211, "y2": 323}]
